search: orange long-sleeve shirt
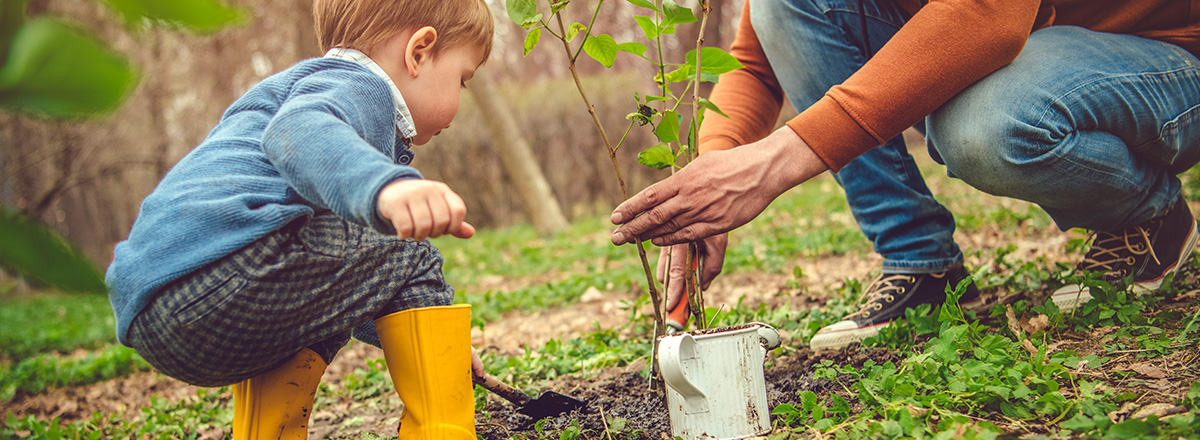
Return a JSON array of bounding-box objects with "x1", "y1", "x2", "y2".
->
[{"x1": 699, "y1": 0, "x2": 1200, "y2": 172}]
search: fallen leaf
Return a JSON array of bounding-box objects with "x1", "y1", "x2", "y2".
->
[
  {"x1": 1091, "y1": 326, "x2": 1119, "y2": 338},
  {"x1": 1005, "y1": 305, "x2": 1022, "y2": 337},
  {"x1": 1148, "y1": 378, "x2": 1176, "y2": 391},
  {"x1": 1131, "y1": 403, "x2": 1186, "y2": 419},
  {"x1": 1129, "y1": 362, "x2": 1169, "y2": 379},
  {"x1": 1108, "y1": 401, "x2": 1138, "y2": 423},
  {"x1": 1021, "y1": 314, "x2": 1050, "y2": 334}
]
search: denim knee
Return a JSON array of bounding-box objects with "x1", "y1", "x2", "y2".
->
[{"x1": 927, "y1": 102, "x2": 1050, "y2": 200}]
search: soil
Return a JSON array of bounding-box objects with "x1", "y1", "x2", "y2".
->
[
  {"x1": 3, "y1": 224, "x2": 1199, "y2": 439},
  {"x1": 474, "y1": 345, "x2": 903, "y2": 440}
]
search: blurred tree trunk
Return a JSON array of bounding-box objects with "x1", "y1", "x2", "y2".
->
[{"x1": 468, "y1": 67, "x2": 569, "y2": 234}]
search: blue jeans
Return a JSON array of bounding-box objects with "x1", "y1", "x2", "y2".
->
[
  {"x1": 927, "y1": 26, "x2": 1200, "y2": 231},
  {"x1": 751, "y1": 0, "x2": 962, "y2": 274}
]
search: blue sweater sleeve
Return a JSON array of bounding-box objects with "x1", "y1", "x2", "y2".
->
[{"x1": 261, "y1": 66, "x2": 419, "y2": 234}]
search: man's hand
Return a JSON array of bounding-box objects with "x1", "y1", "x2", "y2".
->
[
  {"x1": 378, "y1": 179, "x2": 475, "y2": 241},
  {"x1": 610, "y1": 128, "x2": 826, "y2": 247},
  {"x1": 659, "y1": 235, "x2": 728, "y2": 320}
]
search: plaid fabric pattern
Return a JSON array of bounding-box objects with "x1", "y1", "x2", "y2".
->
[{"x1": 126, "y1": 212, "x2": 453, "y2": 387}]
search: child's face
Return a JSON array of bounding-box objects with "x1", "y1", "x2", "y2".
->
[{"x1": 404, "y1": 43, "x2": 485, "y2": 146}]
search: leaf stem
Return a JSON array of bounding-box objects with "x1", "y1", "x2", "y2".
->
[{"x1": 573, "y1": 0, "x2": 606, "y2": 62}]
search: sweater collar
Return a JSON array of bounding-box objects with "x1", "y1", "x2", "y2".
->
[{"x1": 323, "y1": 48, "x2": 417, "y2": 143}]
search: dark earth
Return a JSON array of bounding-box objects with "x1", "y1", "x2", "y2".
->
[{"x1": 475, "y1": 345, "x2": 902, "y2": 439}]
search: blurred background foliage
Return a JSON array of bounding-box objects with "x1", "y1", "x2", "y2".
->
[
  {"x1": 0, "y1": 0, "x2": 752, "y2": 294},
  {"x1": 0, "y1": 0, "x2": 244, "y2": 293}
]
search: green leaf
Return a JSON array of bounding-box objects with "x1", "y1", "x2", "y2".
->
[
  {"x1": 616, "y1": 42, "x2": 648, "y2": 57},
  {"x1": 634, "y1": 15, "x2": 674, "y2": 41},
  {"x1": 699, "y1": 97, "x2": 729, "y2": 119},
  {"x1": 637, "y1": 144, "x2": 675, "y2": 170},
  {"x1": 771, "y1": 403, "x2": 798, "y2": 416},
  {"x1": 686, "y1": 47, "x2": 744, "y2": 76},
  {"x1": 662, "y1": 66, "x2": 690, "y2": 84},
  {"x1": 625, "y1": 0, "x2": 658, "y2": 11},
  {"x1": 505, "y1": 0, "x2": 542, "y2": 27},
  {"x1": 1109, "y1": 418, "x2": 1153, "y2": 438},
  {"x1": 566, "y1": 22, "x2": 587, "y2": 42},
  {"x1": 661, "y1": 0, "x2": 697, "y2": 27},
  {"x1": 523, "y1": 27, "x2": 541, "y2": 56},
  {"x1": 0, "y1": 18, "x2": 137, "y2": 117},
  {"x1": 0, "y1": 208, "x2": 105, "y2": 293},
  {"x1": 582, "y1": 33, "x2": 618, "y2": 68},
  {"x1": 100, "y1": 0, "x2": 245, "y2": 32},
  {"x1": 654, "y1": 110, "x2": 681, "y2": 143}
]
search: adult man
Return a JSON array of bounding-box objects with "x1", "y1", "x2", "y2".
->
[{"x1": 613, "y1": 0, "x2": 1200, "y2": 350}]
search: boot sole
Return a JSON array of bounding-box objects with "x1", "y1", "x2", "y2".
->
[{"x1": 1052, "y1": 219, "x2": 1199, "y2": 313}]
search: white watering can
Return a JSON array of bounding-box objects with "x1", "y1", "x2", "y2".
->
[{"x1": 657, "y1": 322, "x2": 782, "y2": 440}]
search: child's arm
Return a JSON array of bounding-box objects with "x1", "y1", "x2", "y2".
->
[
  {"x1": 377, "y1": 179, "x2": 475, "y2": 241},
  {"x1": 260, "y1": 66, "x2": 426, "y2": 234}
]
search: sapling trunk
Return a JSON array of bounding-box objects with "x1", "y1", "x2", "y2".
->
[
  {"x1": 553, "y1": 13, "x2": 668, "y2": 338},
  {"x1": 507, "y1": 0, "x2": 737, "y2": 395},
  {"x1": 687, "y1": 0, "x2": 712, "y2": 329}
]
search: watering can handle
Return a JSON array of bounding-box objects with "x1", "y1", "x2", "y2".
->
[
  {"x1": 658, "y1": 334, "x2": 709, "y2": 414},
  {"x1": 750, "y1": 322, "x2": 782, "y2": 351}
]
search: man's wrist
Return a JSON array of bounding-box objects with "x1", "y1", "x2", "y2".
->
[{"x1": 762, "y1": 127, "x2": 828, "y2": 190}]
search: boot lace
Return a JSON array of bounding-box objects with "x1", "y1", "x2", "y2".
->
[
  {"x1": 1078, "y1": 221, "x2": 1161, "y2": 279},
  {"x1": 844, "y1": 273, "x2": 925, "y2": 320}
]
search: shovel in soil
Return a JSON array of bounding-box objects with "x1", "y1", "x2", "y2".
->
[{"x1": 473, "y1": 373, "x2": 585, "y2": 420}]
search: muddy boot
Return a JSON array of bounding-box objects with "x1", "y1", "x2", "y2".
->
[
  {"x1": 232, "y1": 347, "x2": 327, "y2": 440},
  {"x1": 374, "y1": 304, "x2": 475, "y2": 439}
]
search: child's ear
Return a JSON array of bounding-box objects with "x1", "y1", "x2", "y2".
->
[{"x1": 404, "y1": 26, "x2": 438, "y2": 77}]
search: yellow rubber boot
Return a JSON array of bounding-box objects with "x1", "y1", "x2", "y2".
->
[
  {"x1": 374, "y1": 304, "x2": 475, "y2": 439},
  {"x1": 231, "y1": 347, "x2": 327, "y2": 440}
]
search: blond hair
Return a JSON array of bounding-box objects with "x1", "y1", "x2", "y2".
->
[{"x1": 314, "y1": 0, "x2": 494, "y2": 64}]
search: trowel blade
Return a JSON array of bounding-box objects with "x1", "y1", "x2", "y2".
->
[{"x1": 516, "y1": 390, "x2": 585, "y2": 420}]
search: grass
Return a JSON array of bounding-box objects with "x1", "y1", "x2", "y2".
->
[
  {"x1": 0, "y1": 292, "x2": 151, "y2": 402},
  {"x1": 4, "y1": 155, "x2": 1200, "y2": 438},
  {"x1": 0, "y1": 293, "x2": 116, "y2": 361}
]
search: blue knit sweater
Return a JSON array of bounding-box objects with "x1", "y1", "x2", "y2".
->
[{"x1": 107, "y1": 57, "x2": 422, "y2": 344}]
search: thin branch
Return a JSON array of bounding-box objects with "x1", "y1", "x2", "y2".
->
[{"x1": 553, "y1": 12, "x2": 666, "y2": 337}]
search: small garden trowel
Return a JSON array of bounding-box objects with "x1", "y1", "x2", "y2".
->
[{"x1": 473, "y1": 373, "x2": 585, "y2": 420}]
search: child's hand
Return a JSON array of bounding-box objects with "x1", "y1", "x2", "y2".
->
[
  {"x1": 377, "y1": 180, "x2": 475, "y2": 241},
  {"x1": 471, "y1": 348, "x2": 485, "y2": 379}
]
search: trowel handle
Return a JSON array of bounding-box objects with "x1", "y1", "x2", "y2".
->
[{"x1": 473, "y1": 373, "x2": 531, "y2": 406}]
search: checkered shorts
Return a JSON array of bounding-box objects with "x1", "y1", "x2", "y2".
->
[{"x1": 126, "y1": 212, "x2": 453, "y2": 387}]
